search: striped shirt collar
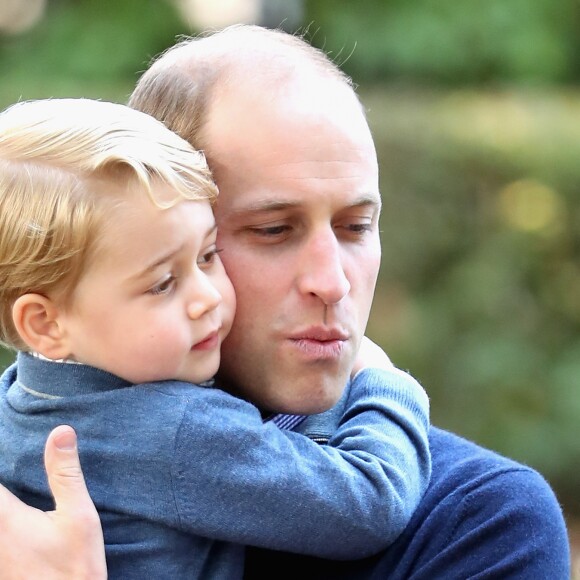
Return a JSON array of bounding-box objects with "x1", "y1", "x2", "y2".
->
[{"x1": 266, "y1": 413, "x2": 307, "y2": 431}]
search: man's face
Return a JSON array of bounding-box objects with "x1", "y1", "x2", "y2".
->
[{"x1": 205, "y1": 78, "x2": 382, "y2": 413}]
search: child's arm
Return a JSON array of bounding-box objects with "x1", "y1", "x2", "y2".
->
[{"x1": 170, "y1": 350, "x2": 430, "y2": 559}]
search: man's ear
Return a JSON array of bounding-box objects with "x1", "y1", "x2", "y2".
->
[{"x1": 12, "y1": 294, "x2": 71, "y2": 360}]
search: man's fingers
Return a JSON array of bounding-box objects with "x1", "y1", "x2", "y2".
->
[
  {"x1": 43, "y1": 426, "x2": 108, "y2": 578},
  {"x1": 0, "y1": 479, "x2": 26, "y2": 522},
  {"x1": 352, "y1": 336, "x2": 396, "y2": 377},
  {"x1": 44, "y1": 425, "x2": 94, "y2": 514}
]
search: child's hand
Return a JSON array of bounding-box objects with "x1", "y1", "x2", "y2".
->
[{"x1": 351, "y1": 336, "x2": 396, "y2": 378}]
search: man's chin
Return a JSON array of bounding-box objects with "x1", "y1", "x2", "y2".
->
[
  {"x1": 215, "y1": 365, "x2": 348, "y2": 414},
  {"x1": 266, "y1": 383, "x2": 346, "y2": 416}
]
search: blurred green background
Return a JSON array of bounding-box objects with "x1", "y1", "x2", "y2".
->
[{"x1": 1, "y1": 0, "x2": 579, "y2": 522}]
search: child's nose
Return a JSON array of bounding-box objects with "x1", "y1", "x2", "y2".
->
[{"x1": 186, "y1": 274, "x2": 222, "y2": 320}]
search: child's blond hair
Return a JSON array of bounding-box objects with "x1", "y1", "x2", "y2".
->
[{"x1": 0, "y1": 98, "x2": 218, "y2": 351}]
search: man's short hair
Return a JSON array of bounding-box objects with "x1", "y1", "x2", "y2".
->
[{"x1": 129, "y1": 24, "x2": 357, "y2": 151}]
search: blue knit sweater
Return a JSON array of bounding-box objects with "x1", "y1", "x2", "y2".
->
[
  {"x1": 245, "y1": 412, "x2": 571, "y2": 578},
  {"x1": 0, "y1": 353, "x2": 430, "y2": 580}
]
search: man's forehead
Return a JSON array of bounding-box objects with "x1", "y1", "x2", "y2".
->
[
  {"x1": 205, "y1": 71, "x2": 380, "y2": 221},
  {"x1": 205, "y1": 70, "x2": 369, "y2": 144}
]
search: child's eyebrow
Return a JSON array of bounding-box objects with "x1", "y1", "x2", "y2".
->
[
  {"x1": 138, "y1": 245, "x2": 186, "y2": 278},
  {"x1": 133, "y1": 224, "x2": 218, "y2": 279}
]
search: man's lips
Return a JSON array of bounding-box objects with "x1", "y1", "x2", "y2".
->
[
  {"x1": 192, "y1": 330, "x2": 220, "y2": 351},
  {"x1": 286, "y1": 327, "x2": 349, "y2": 360},
  {"x1": 287, "y1": 326, "x2": 349, "y2": 342}
]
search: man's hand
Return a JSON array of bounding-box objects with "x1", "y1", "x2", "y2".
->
[
  {"x1": 351, "y1": 336, "x2": 397, "y2": 378},
  {"x1": 0, "y1": 425, "x2": 107, "y2": 580}
]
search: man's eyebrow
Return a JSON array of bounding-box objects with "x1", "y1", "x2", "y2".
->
[
  {"x1": 229, "y1": 194, "x2": 381, "y2": 216},
  {"x1": 348, "y1": 194, "x2": 382, "y2": 210},
  {"x1": 228, "y1": 200, "x2": 298, "y2": 215}
]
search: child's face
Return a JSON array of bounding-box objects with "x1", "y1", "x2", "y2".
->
[{"x1": 58, "y1": 181, "x2": 236, "y2": 385}]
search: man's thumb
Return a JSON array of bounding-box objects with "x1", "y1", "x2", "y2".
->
[{"x1": 44, "y1": 425, "x2": 93, "y2": 514}]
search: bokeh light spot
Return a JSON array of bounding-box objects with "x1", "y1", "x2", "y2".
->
[{"x1": 498, "y1": 178, "x2": 563, "y2": 233}]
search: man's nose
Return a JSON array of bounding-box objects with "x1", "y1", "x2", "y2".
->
[
  {"x1": 186, "y1": 272, "x2": 222, "y2": 320},
  {"x1": 297, "y1": 229, "x2": 351, "y2": 304}
]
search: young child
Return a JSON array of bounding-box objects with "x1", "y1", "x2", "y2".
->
[{"x1": 0, "y1": 98, "x2": 430, "y2": 579}]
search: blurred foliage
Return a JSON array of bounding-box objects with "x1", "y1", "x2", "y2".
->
[
  {"x1": 363, "y1": 86, "x2": 580, "y2": 515},
  {"x1": 0, "y1": 0, "x2": 579, "y2": 514},
  {"x1": 0, "y1": 349, "x2": 13, "y2": 373},
  {"x1": 305, "y1": 0, "x2": 580, "y2": 85},
  {"x1": 0, "y1": 0, "x2": 183, "y2": 103}
]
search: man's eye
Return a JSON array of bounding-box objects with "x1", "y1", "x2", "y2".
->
[
  {"x1": 335, "y1": 221, "x2": 374, "y2": 237},
  {"x1": 197, "y1": 247, "x2": 223, "y2": 267},
  {"x1": 347, "y1": 223, "x2": 373, "y2": 233},
  {"x1": 250, "y1": 225, "x2": 291, "y2": 237},
  {"x1": 148, "y1": 276, "x2": 176, "y2": 296}
]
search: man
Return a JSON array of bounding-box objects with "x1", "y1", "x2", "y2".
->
[{"x1": 0, "y1": 25, "x2": 570, "y2": 578}]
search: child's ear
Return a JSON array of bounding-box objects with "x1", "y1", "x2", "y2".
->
[{"x1": 12, "y1": 294, "x2": 71, "y2": 360}]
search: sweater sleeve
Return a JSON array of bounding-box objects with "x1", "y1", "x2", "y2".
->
[
  {"x1": 170, "y1": 368, "x2": 430, "y2": 559},
  {"x1": 243, "y1": 467, "x2": 571, "y2": 579},
  {"x1": 243, "y1": 428, "x2": 570, "y2": 579}
]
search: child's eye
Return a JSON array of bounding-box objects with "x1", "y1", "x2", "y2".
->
[
  {"x1": 197, "y1": 247, "x2": 223, "y2": 268},
  {"x1": 148, "y1": 275, "x2": 176, "y2": 296}
]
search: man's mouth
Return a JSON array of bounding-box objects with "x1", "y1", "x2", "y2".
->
[{"x1": 287, "y1": 327, "x2": 349, "y2": 361}]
